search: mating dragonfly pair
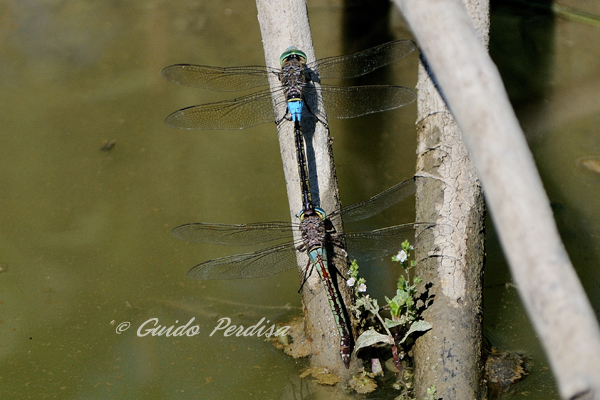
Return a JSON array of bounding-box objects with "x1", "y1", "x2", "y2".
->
[{"x1": 163, "y1": 40, "x2": 423, "y2": 368}]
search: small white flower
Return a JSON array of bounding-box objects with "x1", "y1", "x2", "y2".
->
[
  {"x1": 346, "y1": 277, "x2": 356, "y2": 287},
  {"x1": 358, "y1": 283, "x2": 367, "y2": 292},
  {"x1": 397, "y1": 250, "x2": 408, "y2": 262}
]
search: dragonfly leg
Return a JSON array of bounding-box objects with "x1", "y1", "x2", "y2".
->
[
  {"x1": 275, "y1": 115, "x2": 288, "y2": 125},
  {"x1": 298, "y1": 259, "x2": 315, "y2": 293},
  {"x1": 326, "y1": 236, "x2": 349, "y2": 261},
  {"x1": 322, "y1": 240, "x2": 350, "y2": 282},
  {"x1": 325, "y1": 224, "x2": 348, "y2": 259},
  {"x1": 303, "y1": 101, "x2": 329, "y2": 129}
]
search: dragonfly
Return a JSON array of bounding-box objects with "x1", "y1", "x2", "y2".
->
[
  {"x1": 161, "y1": 40, "x2": 417, "y2": 130},
  {"x1": 172, "y1": 176, "x2": 429, "y2": 367},
  {"x1": 289, "y1": 119, "x2": 354, "y2": 367}
]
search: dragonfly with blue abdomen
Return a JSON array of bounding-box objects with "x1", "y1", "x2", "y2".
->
[
  {"x1": 161, "y1": 40, "x2": 417, "y2": 130},
  {"x1": 172, "y1": 176, "x2": 434, "y2": 367},
  {"x1": 165, "y1": 40, "x2": 420, "y2": 368}
]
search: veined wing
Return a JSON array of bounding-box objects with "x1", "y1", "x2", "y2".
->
[
  {"x1": 339, "y1": 177, "x2": 417, "y2": 222},
  {"x1": 312, "y1": 40, "x2": 417, "y2": 80},
  {"x1": 184, "y1": 223, "x2": 437, "y2": 280},
  {"x1": 174, "y1": 178, "x2": 420, "y2": 247},
  {"x1": 187, "y1": 242, "x2": 298, "y2": 280},
  {"x1": 344, "y1": 223, "x2": 424, "y2": 261},
  {"x1": 161, "y1": 40, "x2": 417, "y2": 91},
  {"x1": 164, "y1": 88, "x2": 282, "y2": 130},
  {"x1": 161, "y1": 64, "x2": 276, "y2": 91},
  {"x1": 172, "y1": 222, "x2": 294, "y2": 246},
  {"x1": 317, "y1": 85, "x2": 415, "y2": 120}
]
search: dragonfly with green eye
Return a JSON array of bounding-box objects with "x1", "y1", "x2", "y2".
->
[
  {"x1": 165, "y1": 40, "x2": 420, "y2": 367},
  {"x1": 172, "y1": 175, "x2": 432, "y2": 368},
  {"x1": 161, "y1": 40, "x2": 417, "y2": 130}
]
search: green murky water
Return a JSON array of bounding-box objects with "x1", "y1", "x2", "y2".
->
[{"x1": 0, "y1": 1, "x2": 598, "y2": 399}]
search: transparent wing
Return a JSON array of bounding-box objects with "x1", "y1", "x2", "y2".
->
[
  {"x1": 311, "y1": 40, "x2": 417, "y2": 80},
  {"x1": 187, "y1": 242, "x2": 299, "y2": 280},
  {"x1": 184, "y1": 223, "x2": 437, "y2": 280},
  {"x1": 161, "y1": 40, "x2": 417, "y2": 92},
  {"x1": 316, "y1": 85, "x2": 416, "y2": 120},
  {"x1": 172, "y1": 222, "x2": 295, "y2": 246},
  {"x1": 164, "y1": 88, "x2": 283, "y2": 130},
  {"x1": 338, "y1": 177, "x2": 416, "y2": 222},
  {"x1": 161, "y1": 64, "x2": 276, "y2": 91},
  {"x1": 343, "y1": 224, "x2": 421, "y2": 261}
]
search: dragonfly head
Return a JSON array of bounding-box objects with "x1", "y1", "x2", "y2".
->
[{"x1": 280, "y1": 46, "x2": 307, "y2": 66}]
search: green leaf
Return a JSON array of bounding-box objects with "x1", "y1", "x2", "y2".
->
[
  {"x1": 355, "y1": 297, "x2": 368, "y2": 308},
  {"x1": 394, "y1": 289, "x2": 409, "y2": 305},
  {"x1": 356, "y1": 296, "x2": 379, "y2": 316},
  {"x1": 354, "y1": 329, "x2": 394, "y2": 352},
  {"x1": 427, "y1": 384, "x2": 436, "y2": 395},
  {"x1": 402, "y1": 239, "x2": 411, "y2": 252},
  {"x1": 397, "y1": 275, "x2": 407, "y2": 289},
  {"x1": 385, "y1": 296, "x2": 400, "y2": 317},
  {"x1": 399, "y1": 320, "x2": 432, "y2": 344},
  {"x1": 425, "y1": 384, "x2": 437, "y2": 400},
  {"x1": 384, "y1": 318, "x2": 402, "y2": 329}
]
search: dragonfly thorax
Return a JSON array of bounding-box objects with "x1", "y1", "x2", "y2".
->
[
  {"x1": 279, "y1": 55, "x2": 308, "y2": 123},
  {"x1": 279, "y1": 58, "x2": 307, "y2": 98},
  {"x1": 299, "y1": 213, "x2": 327, "y2": 249}
]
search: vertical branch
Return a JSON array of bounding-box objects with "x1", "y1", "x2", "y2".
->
[
  {"x1": 397, "y1": 0, "x2": 600, "y2": 399},
  {"x1": 255, "y1": 0, "x2": 354, "y2": 375},
  {"x1": 391, "y1": 0, "x2": 487, "y2": 397}
]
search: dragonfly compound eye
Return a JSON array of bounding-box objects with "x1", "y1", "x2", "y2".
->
[
  {"x1": 280, "y1": 46, "x2": 307, "y2": 66},
  {"x1": 315, "y1": 207, "x2": 326, "y2": 220}
]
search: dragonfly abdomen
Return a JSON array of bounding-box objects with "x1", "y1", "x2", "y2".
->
[{"x1": 308, "y1": 246, "x2": 352, "y2": 368}]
